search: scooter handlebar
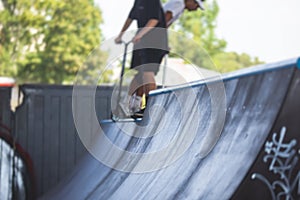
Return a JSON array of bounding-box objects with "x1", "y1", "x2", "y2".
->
[{"x1": 121, "y1": 40, "x2": 132, "y2": 46}]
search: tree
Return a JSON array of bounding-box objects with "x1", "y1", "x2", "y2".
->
[
  {"x1": 177, "y1": 0, "x2": 226, "y2": 56},
  {"x1": 0, "y1": 0, "x2": 108, "y2": 84},
  {"x1": 213, "y1": 52, "x2": 262, "y2": 73},
  {"x1": 0, "y1": 0, "x2": 23, "y2": 77},
  {"x1": 165, "y1": 0, "x2": 263, "y2": 72}
]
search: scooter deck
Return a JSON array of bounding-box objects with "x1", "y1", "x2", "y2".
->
[{"x1": 100, "y1": 117, "x2": 143, "y2": 124}]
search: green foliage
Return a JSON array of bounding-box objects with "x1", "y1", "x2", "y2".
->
[
  {"x1": 76, "y1": 48, "x2": 112, "y2": 85},
  {"x1": 168, "y1": 31, "x2": 209, "y2": 69},
  {"x1": 174, "y1": 0, "x2": 226, "y2": 57},
  {"x1": 213, "y1": 52, "x2": 263, "y2": 73},
  {"x1": 167, "y1": 0, "x2": 263, "y2": 72},
  {"x1": 0, "y1": 0, "x2": 108, "y2": 84}
]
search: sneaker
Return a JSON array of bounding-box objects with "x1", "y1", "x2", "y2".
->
[
  {"x1": 131, "y1": 108, "x2": 145, "y2": 119},
  {"x1": 129, "y1": 94, "x2": 142, "y2": 114}
]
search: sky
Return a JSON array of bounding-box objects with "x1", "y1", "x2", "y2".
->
[{"x1": 96, "y1": 0, "x2": 300, "y2": 63}]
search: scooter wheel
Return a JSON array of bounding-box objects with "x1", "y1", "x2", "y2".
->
[{"x1": 111, "y1": 114, "x2": 119, "y2": 122}]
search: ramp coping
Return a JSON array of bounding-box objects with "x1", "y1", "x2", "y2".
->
[{"x1": 150, "y1": 57, "x2": 299, "y2": 96}]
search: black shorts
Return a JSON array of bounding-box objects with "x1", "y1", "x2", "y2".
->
[{"x1": 130, "y1": 48, "x2": 166, "y2": 75}]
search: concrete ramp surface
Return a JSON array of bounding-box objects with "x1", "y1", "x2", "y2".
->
[{"x1": 41, "y1": 58, "x2": 300, "y2": 200}]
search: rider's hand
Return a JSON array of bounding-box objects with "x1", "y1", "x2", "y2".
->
[
  {"x1": 132, "y1": 34, "x2": 142, "y2": 44},
  {"x1": 115, "y1": 35, "x2": 122, "y2": 44}
]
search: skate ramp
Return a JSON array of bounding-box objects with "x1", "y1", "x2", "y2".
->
[{"x1": 41, "y1": 58, "x2": 299, "y2": 200}]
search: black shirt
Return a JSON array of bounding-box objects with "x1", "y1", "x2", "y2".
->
[
  {"x1": 128, "y1": 0, "x2": 168, "y2": 55},
  {"x1": 129, "y1": 0, "x2": 165, "y2": 29}
]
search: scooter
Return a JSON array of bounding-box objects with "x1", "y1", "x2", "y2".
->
[{"x1": 111, "y1": 41, "x2": 131, "y2": 122}]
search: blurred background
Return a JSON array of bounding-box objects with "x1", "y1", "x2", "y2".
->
[
  {"x1": 1, "y1": 0, "x2": 299, "y2": 199},
  {"x1": 1, "y1": 0, "x2": 299, "y2": 86}
]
